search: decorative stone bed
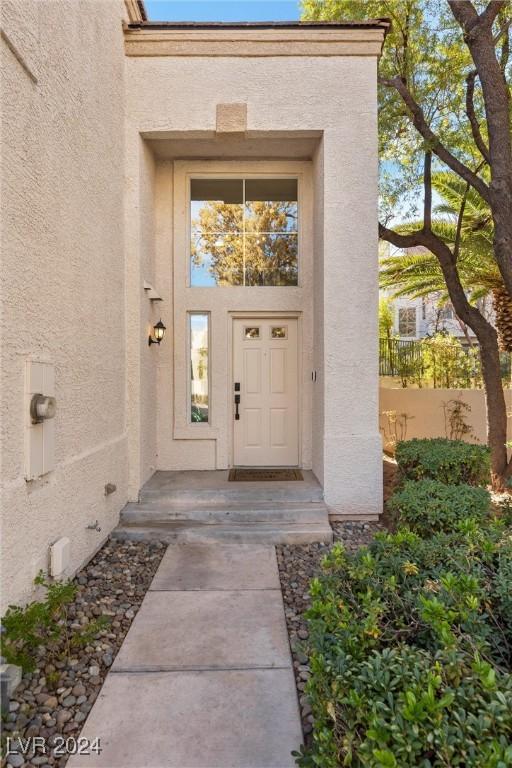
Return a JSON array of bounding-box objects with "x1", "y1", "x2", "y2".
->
[
  {"x1": 276, "y1": 521, "x2": 385, "y2": 741},
  {"x1": 2, "y1": 540, "x2": 166, "y2": 768}
]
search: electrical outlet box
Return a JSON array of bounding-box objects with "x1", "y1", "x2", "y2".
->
[
  {"x1": 49, "y1": 537, "x2": 70, "y2": 577},
  {"x1": 25, "y1": 361, "x2": 55, "y2": 479}
]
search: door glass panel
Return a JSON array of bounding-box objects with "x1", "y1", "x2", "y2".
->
[
  {"x1": 190, "y1": 178, "x2": 298, "y2": 287},
  {"x1": 271, "y1": 326, "x2": 288, "y2": 339},
  {"x1": 190, "y1": 314, "x2": 209, "y2": 423},
  {"x1": 244, "y1": 327, "x2": 260, "y2": 339}
]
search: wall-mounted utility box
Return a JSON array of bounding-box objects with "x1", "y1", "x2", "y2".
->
[
  {"x1": 49, "y1": 537, "x2": 70, "y2": 577},
  {"x1": 25, "y1": 361, "x2": 55, "y2": 480}
]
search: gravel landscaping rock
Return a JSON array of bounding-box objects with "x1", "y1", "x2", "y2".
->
[
  {"x1": 2, "y1": 539, "x2": 165, "y2": 767},
  {"x1": 277, "y1": 520, "x2": 385, "y2": 742}
]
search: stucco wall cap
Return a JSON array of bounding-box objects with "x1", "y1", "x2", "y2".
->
[
  {"x1": 126, "y1": 20, "x2": 390, "y2": 31},
  {"x1": 124, "y1": 19, "x2": 391, "y2": 58}
]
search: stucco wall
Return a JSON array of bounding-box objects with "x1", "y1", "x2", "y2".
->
[
  {"x1": 125, "y1": 137, "x2": 159, "y2": 499},
  {"x1": 0, "y1": 0, "x2": 127, "y2": 610},
  {"x1": 312, "y1": 140, "x2": 325, "y2": 485},
  {"x1": 125, "y1": 53, "x2": 383, "y2": 514},
  {"x1": 380, "y1": 387, "x2": 512, "y2": 450}
]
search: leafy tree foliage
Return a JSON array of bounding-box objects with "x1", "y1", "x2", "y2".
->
[{"x1": 379, "y1": 172, "x2": 512, "y2": 351}]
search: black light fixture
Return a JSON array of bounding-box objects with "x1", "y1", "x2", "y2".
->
[{"x1": 148, "y1": 319, "x2": 166, "y2": 346}]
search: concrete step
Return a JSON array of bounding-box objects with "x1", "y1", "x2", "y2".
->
[
  {"x1": 140, "y1": 486, "x2": 324, "y2": 504},
  {"x1": 111, "y1": 520, "x2": 333, "y2": 546},
  {"x1": 120, "y1": 501, "x2": 328, "y2": 525}
]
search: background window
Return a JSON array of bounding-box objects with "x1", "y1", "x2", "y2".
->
[
  {"x1": 190, "y1": 177, "x2": 298, "y2": 287},
  {"x1": 398, "y1": 307, "x2": 417, "y2": 337},
  {"x1": 189, "y1": 314, "x2": 209, "y2": 423},
  {"x1": 439, "y1": 304, "x2": 454, "y2": 320}
]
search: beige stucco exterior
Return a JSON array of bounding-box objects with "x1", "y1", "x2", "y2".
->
[
  {"x1": 0, "y1": 0, "x2": 130, "y2": 611},
  {"x1": 1, "y1": 3, "x2": 387, "y2": 610},
  {"x1": 125, "y1": 35, "x2": 385, "y2": 516}
]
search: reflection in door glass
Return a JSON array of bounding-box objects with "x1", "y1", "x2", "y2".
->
[
  {"x1": 271, "y1": 326, "x2": 287, "y2": 339},
  {"x1": 244, "y1": 327, "x2": 260, "y2": 339},
  {"x1": 190, "y1": 178, "x2": 298, "y2": 286},
  {"x1": 190, "y1": 314, "x2": 209, "y2": 423}
]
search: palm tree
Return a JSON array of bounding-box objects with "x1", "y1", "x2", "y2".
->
[{"x1": 380, "y1": 173, "x2": 512, "y2": 352}]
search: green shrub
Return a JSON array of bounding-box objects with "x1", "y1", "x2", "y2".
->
[
  {"x1": 396, "y1": 438, "x2": 490, "y2": 486},
  {"x1": 387, "y1": 479, "x2": 490, "y2": 534},
  {"x1": 307, "y1": 523, "x2": 512, "y2": 668},
  {"x1": 297, "y1": 645, "x2": 512, "y2": 768},
  {"x1": 1, "y1": 572, "x2": 109, "y2": 672},
  {"x1": 299, "y1": 519, "x2": 512, "y2": 767}
]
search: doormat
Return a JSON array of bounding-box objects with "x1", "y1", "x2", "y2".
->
[{"x1": 228, "y1": 468, "x2": 304, "y2": 482}]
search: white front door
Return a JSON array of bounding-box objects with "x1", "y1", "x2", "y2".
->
[{"x1": 233, "y1": 318, "x2": 299, "y2": 466}]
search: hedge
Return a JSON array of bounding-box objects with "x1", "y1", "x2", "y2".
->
[
  {"x1": 386, "y1": 478, "x2": 490, "y2": 535},
  {"x1": 299, "y1": 445, "x2": 512, "y2": 768},
  {"x1": 300, "y1": 520, "x2": 512, "y2": 767},
  {"x1": 395, "y1": 438, "x2": 490, "y2": 486}
]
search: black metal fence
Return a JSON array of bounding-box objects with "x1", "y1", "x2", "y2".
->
[
  {"x1": 380, "y1": 338, "x2": 424, "y2": 378},
  {"x1": 379, "y1": 337, "x2": 512, "y2": 387}
]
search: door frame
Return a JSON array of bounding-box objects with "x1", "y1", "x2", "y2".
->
[{"x1": 228, "y1": 311, "x2": 303, "y2": 468}]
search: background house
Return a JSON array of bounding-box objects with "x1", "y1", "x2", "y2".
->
[{"x1": 379, "y1": 243, "x2": 496, "y2": 344}]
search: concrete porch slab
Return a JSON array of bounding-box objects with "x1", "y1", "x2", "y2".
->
[
  {"x1": 112, "y1": 589, "x2": 290, "y2": 671},
  {"x1": 139, "y1": 469, "x2": 323, "y2": 503},
  {"x1": 150, "y1": 543, "x2": 281, "y2": 591},
  {"x1": 67, "y1": 668, "x2": 301, "y2": 768},
  {"x1": 142, "y1": 468, "x2": 320, "y2": 492}
]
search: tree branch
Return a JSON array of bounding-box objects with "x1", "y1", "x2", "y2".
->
[
  {"x1": 424, "y1": 151, "x2": 432, "y2": 230},
  {"x1": 378, "y1": 223, "x2": 424, "y2": 251},
  {"x1": 447, "y1": 1, "x2": 479, "y2": 33},
  {"x1": 449, "y1": 0, "x2": 512, "y2": 299},
  {"x1": 498, "y1": 20, "x2": 510, "y2": 72},
  {"x1": 493, "y1": 18, "x2": 512, "y2": 46},
  {"x1": 454, "y1": 182, "x2": 470, "y2": 263},
  {"x1": 378, "y1": 222, "x2": 493, "y2": 333},
  {"x1": 479, "y1": 1, "x2": 506, "y2": 30},
  {"x1": 379, "y1": 76, "x2": 491, "y2": 202},
  {"x1": 449, "y1": 1, "x2": 505, "y2": 35},
  {"x1": 465, "y1": 71, "x2": 490, "y2": 163}
]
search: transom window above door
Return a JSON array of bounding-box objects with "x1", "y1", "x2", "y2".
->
[{"x1": 190, "y1": 178, "x2": 298, "y2": 287}]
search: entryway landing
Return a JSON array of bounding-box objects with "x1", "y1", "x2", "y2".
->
[
  {"x1": 140, "y1": 469, "x2": 323, "y2": 503},
  {"x1": 113, "y1": 470, "x2": 332, "y2": 545}
]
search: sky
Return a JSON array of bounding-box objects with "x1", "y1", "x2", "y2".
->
[{"x1": 144, "y1": 0, "x2": 301, "y2": 22}]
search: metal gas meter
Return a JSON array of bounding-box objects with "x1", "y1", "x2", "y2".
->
[{"x1": 30, "y1": 393, "x2": 57, "y2": 424}]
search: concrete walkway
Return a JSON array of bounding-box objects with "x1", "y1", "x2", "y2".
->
[{"x1": 69, "y1": 545, "x2": 303, "y2": 768}]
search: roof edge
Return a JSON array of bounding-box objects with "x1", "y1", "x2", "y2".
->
[
  {"x1": 124, "y1": 0, "x2": 147, "y2": 23},
  {"x1": 127, "y1": 19, "x2": 390, "y2": 32}
]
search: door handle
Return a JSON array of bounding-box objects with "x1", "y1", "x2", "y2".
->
[{"x1": 234, "y1": 393, "x2": 240, "y2": 420}]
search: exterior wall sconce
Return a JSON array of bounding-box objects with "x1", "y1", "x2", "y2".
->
[{"x1": 148, "y1": 319, "x2": 166, "y2": 347}]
